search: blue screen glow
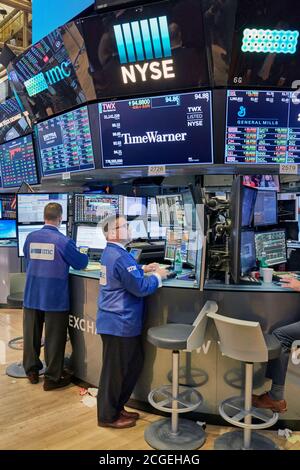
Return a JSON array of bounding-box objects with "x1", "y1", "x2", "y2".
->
[
  {"x1": 32, "y1": 0, "x2": 93, "y2": 43},
  {"x1": 0, "y1": 220, "x2": 17, "y2": 239}
]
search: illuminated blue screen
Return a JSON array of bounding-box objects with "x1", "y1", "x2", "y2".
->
[
  {"x1": 0, "y1": 220, "x2": 17, "y2": 239},
  {"x1": 32, "y1": 0, "x2": 93, "y2": 43}
]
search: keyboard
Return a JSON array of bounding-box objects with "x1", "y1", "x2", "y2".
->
[{"x1": 84, "y1": 262, "x2": 101, "y2": 271}]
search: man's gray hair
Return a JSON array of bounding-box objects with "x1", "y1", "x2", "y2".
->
[{"x1": 101, "y1": 214, "x2": 123, "y2": 237}]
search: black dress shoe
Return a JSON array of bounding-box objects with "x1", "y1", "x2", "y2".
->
[
  {"x1": 120, "y1": 408, "x2": 140, "y2": 420},
  {"x1": 27, "y1": 371, "x2": 39, "y2": 384},
  {"x1": 43, "y1": 372, "x2": 72, "y2": 391}
]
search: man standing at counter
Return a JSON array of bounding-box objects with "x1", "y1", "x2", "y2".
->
[
  {"x1": 97, "y1": 215, "x2": 169, "y2": 429},
  {"x1": 253, "y1": 276, "x2": 300, "y2": 413},
  {"x1": 23, "y1": 203, "x2": 89, "y2": 390}
]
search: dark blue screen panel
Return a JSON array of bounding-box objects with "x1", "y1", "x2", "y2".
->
[
  {"x1": 99, "y1": 91, "x2": 213, "y2": 168},
  {"x1": 0, "y1": 135, "x2": 38, "y2": 189},
  {"x1": 37, "y1": 106, "x2": 95, "y2": 176}
]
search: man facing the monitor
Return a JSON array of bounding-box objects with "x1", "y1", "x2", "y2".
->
[{"x1": 23, "y1": 203, "x2": 88, "y2": 390}]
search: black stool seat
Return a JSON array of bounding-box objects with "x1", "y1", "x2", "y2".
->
[
  {"x1": 7, "y1": 292, "x2": 24, "y2": 308},
  {"x1": 263, "y1": 334, "x2": 282, "y2": 360},
  {"x1": 147, "y1": 324, "x2": 194, "y2": 350}
]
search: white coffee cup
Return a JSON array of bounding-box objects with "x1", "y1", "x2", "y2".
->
[{"x1": 262, "y1": 267, "x2": 273, "y2": 283}]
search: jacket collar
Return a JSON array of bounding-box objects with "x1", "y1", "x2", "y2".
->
[{"x1": 42, "y1": 225, "x2": 59, "y2": 232}]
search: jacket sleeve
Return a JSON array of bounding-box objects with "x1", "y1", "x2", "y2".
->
[
  {"x1": 114, "y1": 254, "x2": 159, "y2": 298},
  {"x1": 62, "y1": 239, "x2": 89, "y2": 270}
]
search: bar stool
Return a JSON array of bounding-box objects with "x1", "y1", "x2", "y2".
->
[
  {"x1": 207, "y1": 312, "x2": 282, "y2": 450},
  {"x1": 144, "y1": 300, "x2": 218, "y2": 450}
]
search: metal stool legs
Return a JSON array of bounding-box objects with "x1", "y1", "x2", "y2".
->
[
  {"x1": 215, "y1": 363, "x2": 279, "y2": 450},
  {"x1": 144, "y1": 351, "x2": 206, "y2": 450}
]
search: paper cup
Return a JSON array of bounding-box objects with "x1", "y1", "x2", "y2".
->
[{"x1": 262, "y1": 268, "x2": 273, "y2": 283}]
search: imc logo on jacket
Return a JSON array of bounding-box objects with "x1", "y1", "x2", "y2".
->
[
  {"x1": 113, "y1": 16, "x2": 175, "y2": 84},
  {"x1": 30, "y1": 243, "x2": 55, "y2": 261}
]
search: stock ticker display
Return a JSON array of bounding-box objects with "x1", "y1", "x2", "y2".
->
[
  {"x1": 0, "y1": 135, "x2": 38, "y2": 188},
  {"x1": 37, "y1": 106, "x2": 95, "y2": 176},
  {"x1": 99, "y1": 91, "x2": 213, "y2": 168},
  {"x1": 225, "y1": 90, "x2": 300, "y2": 164},
  {"x1": 0, "y1": 98, "x2": 31, "y2": 144}
]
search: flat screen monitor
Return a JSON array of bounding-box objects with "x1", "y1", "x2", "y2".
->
[
  {"x1": 148, "y1": 220, "x2": 166, "y2": 239},
  {"x1": 229, "y1": 176, "x2": 242, "y2": 283},
  {"x1": 0, "y1": 97, "x2": 31, "y2": 144},
  {"x1": 147, "y1": 197, "x2": 158, "y2": 218},
  {"x1": 228, "y1": 0, "x2": 300, "y2": 88},
  {"x1": 240, "y1": 230, "x2": 256, "y2": 276},
  {"x1": 128, "y1": 219, "x2": 148, "y2": 239},
  {"x1": 182, "y1": 189, "x2": 198, "y2": 230},
  {"x1": 75, "y1": 224, "x2": 107, "y2": 250},
  {"x1": 241, "y1": 187, "x2": 257, "y2": 227},
  {"x1": 0, "y1": 194, "x2": 17, "y2": 219},
  {"x1": 18, "y1": 223, "x2": 67, "y2": 256},
  {"x1": 278, "y1": 196, "x2": 297, "y2": 222},
  {"x1": 0, "y1": 134, "x2": 38, "y2": 188},
  {"x1": 254, "y1": 230, "x2": 287, "y2": 267},
  {"x1": 17, "y1": 193, "x2": 68, "y2": 224},
  {"x1": 254, "y1": 191, "x2": 278, "y2": 227},
  {"x1": 75, "y1": 194, "x2": 120, "y2": 224},
  {"x1": 156, "y1": 194, "x2": 185, "y2": 228},
  {"x1": 7, "y1": 26, "x2": 95, "y2": 121},
  {"x1": 225, "y1": 90, "x2": 290, "y2": 164},
  {"x1": 37, "y1": 105, "x2": 95, "y2": 177},
  {"x1": 0, "y1": 219, "x2": 17, "y2": 239},
  {"x1": 123, "y1": 197, "x2": 147, "y2": 217},
  {"x1": 164, "y1": 228, "x2": 187, "y2": 262},
  {"x1": 243, "y1": 175, "x2": 280, "y2": 191},
  {"x1": 80, "y1": 0, "x2": 210, "y2": 99},
  {"x1": 99, "y1": 91, "x2": 213, "y2": 168},
  {"x1": 187, "y1": 230, "x2": 198, "y2": 267}
]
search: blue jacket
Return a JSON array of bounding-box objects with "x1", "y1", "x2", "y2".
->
[
  {"x1": 24, "y1": 225, "x2": 88, "y2": 311},
  {"x1": 96, "y1": 243, "x2": 160, "y2": 337}
]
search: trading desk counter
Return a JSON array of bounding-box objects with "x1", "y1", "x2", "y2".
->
[{"x1": 68, "y1": 268, "x2": 300, "y2": 428}]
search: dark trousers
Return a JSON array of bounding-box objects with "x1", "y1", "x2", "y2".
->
[
  {"x1": 23, "y1": 308, "x2": 69, "y2": 382},
  {"x1": 266, "y1": 321, "x2": 300, "y2": 386},
  {"x1": 97, "y1": 334, "x2": 144, "y2": 423}
]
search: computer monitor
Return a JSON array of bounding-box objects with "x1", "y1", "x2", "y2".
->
[
  {"x1": 229, "y1": 177, "x2": 242, "y2": 283},
  {"x1": 148, "y1": 220, "x2": 166, "y2": 240},
  {"x1": 18, "y1": 223, "x2": 67, "y2": 256},
  {"x1": 0, "y1": 200, "x2": 2, "y2": 219},
  {"x1": 187, "y1": 231, "x2": 199, "y2": 268},
  {"x1": 225, "y1": 90, "x2": 290, "y2": 164},
  {"x1": 278, "y1": 196, "x2": 297, "y2": 222},
  {"x1": 240, "y1": 230, "x2": 256, "y2": 276},
  {"x1": 36, "y1": 105, "x2": 95, "y2": 177},
  {"x1": 128, "y1": 219, "x2": 148, "y2": 240},
  {"x1": 0, "y1": 97, "x2": 31, "y2": 144},
  {"x1": 241, "y1": 187, "x2": 257, "y2": 227},
  {"x1": 75, "y1": 224, "x2": 107, "y2": 251},
  {"x1": 243, "y1": 175, "x2": 280, "y2": 191},
  {"x1": 0, "y1": 194, "x2": 16, "y2": 219},
  {"x1": 0, "y1": 134, "x2": 38, "y2": 188},
  {"x1": 254, "y1": 191, "x2": 277, "y2": 227},
  {"x1": 74, "y1": 194, "x2": 120, "y2": 224},
  {"x1": 255, "y1": 230, "x2": 287, "y2": 267},
  {"x1": 182, "y1": 189, "x2": 198, "y2": 230},
  {"x1": 147, "y1": 197, "x2": 158, "y2": 218},
  {"x1": 123, "y1": 197, "x2": 147, "y2": 217},
  {"x1": 0, "y1": 219, "x2": 17, "y2": 239},
  {"x1": 156, "y1": 194, "x2": 185, "y2": 228},
  {"x1": 98, "y1": 91, "x2": 213, "y2": 168},
  {"x1": 164, "y1": 229, "x2": 188, "y2": 262},
  {"x1": 17, "y1": 193, "x2": 68, "y2": 224}
]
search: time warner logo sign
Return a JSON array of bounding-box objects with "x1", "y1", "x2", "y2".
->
[{"x1": 113, "y1": 16, "x2": 175, "y2": 84}]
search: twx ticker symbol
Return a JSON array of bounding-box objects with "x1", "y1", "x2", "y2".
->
[
  {"x1": 114, "y1": 16, "x2": 172, "y2": 64},
  {"x1": 242, "y1": 28, "x2": 299, "y2": 54}
]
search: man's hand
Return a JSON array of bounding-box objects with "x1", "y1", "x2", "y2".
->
[
  {"x1": 143, "y1": 262, "x2": 160, "y2": 273},
  {"x1": 155, "y1": 268, "x2": 169, "y2": 280},
  {"x1": 279, "y1": 276, "x2": 300, "y2": 292}
]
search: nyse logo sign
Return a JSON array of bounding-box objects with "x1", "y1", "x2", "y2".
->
[
  {"x1": 23, "y1": 61, "x2": 71, "y2": 97},
  {"x1": 113, "y1": 16, "x2": 175, "y2": 84}
]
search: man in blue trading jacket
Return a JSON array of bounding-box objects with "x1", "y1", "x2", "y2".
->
[
  {"x1": 23, "y1": 202, "x2": 88, "y2": 391},
  {"x1": 97, "y1": 214, "x2": 169, "y2": 429}
]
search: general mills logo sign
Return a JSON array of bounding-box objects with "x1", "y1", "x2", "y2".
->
[
  {"x1": 23, "y1": 61, "x2": 71, "y2": 97},
  {"x1": 113, "y1": 16, "x2": 175, "y2": 84}
]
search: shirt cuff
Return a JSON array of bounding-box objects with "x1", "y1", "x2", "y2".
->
[{"x1": 153, "y1": 273, "x2": 163, "y2": 288}]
